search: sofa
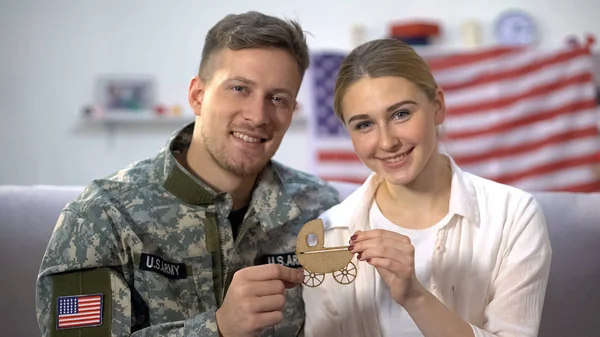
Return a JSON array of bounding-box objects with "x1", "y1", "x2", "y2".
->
[{"x1": 1, "y1": 183, "x2": 599, "y2": 337}]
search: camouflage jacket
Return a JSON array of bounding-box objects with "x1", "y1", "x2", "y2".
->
[{"x1": 36, "y1": 123, "x2": 341, "y2": 337}]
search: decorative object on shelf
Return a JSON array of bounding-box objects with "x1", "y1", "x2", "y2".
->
[
  {"x1": 566, "y1": 33, "x2": 597, "y2": 49},
  {"x1": 350, "y1": 23, "x2": 366, "y2": 48},
  {"x1": 461, "y1": 19, "x2": 482, "y2": 48},
  {"x1": 388, "y1": 20, "x2": 440, "y2": 46},
  {"x1": 170, "y1": 104, "x2": 183, "y2": 116},
  {"x1": 494, "y1": 9, "x2": 537, "y2": 46},
  {"x1": 81, "y1": 75, "x2": 193, "y2": 126},
  {"x1": 95, "y1": 75, "x2": 156, "y2": 113},
  {"x1": 153, "y1": 104, "x2": 167, "y2": 116}
]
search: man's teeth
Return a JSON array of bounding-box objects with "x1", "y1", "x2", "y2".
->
[{"x1": 232, "y1": 132, "x2": 262, "y2": 143}]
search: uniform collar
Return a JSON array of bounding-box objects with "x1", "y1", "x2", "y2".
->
[{"x1": 153, "y1": 122, "x2": 302, "y2": 227}]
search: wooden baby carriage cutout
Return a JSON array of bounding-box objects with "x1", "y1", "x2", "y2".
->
[{"x1": 296, "y1": 219, "x2": 357, "y2": 287}]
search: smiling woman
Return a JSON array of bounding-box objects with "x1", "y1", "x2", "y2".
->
[{"x1": 303, "y1": 38, "x2": 552, "y2": 337}]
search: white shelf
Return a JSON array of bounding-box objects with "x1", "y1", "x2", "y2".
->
[
  {"x1": 80, "y1": 111, "x2": 308, "y2": 129},
  {"x1": 81, "y1": 111, "x2": 194, "y2": 126}
]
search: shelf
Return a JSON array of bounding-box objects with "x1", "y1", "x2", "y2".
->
[
  {"x1": 80, "y1": 111, "x2": 308, "y2": 129},
  {"x1": 81, "y1": 111, "x2": 194, "y2": 126}
]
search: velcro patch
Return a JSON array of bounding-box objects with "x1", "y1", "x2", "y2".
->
[
  {"x1": 56, "y1": 294, "x2": 103, "y2": 330},
  {"x1": 258, "y1": 252, "x2": 302, "y2": 268},
  {"x1": 139, "y1": 253, "x2": 188, "y2": 279}
]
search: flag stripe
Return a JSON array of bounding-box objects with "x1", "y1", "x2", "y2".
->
[
  {"x1": 441, "y1": 48, "x2": 590, "y2": 91},
  {"x1": 445, "y1": 100, "x2": 598, "y2": 139},
  {"x1": 447, "y1": 73, "x2": 593, "y2": 116},
  {"x1": 444, "y1": 84, "x2": 596, "y2": 134},
  {"x1": 444, "y1": 107, "x2": 598, "y2": 153},
  {"x1": 442, "y1": 56, "x2": 592, "y2": 107},
  {"x1": 490, "y1": 152, "x2": 600, "y2": 185},
  {"x1": 452, "y1": 126, "x2": 599, "y2": 165},
  {"x1": 426, "y1": 47, "x2": 520, "y2": 71},
  {"x1": 457, "y1": 136, "x2": 600, "y2": 179}
]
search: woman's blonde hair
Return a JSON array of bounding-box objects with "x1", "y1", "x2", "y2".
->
[{"x1": 333, "y1": 38, "x2": 439, "y2": 122}]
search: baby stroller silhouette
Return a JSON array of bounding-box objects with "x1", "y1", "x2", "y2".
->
[{"x1": 296, "y1": 219, "x2": 357, "y2": 287}]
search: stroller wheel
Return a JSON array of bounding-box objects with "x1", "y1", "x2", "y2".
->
[
  {"x1": 333, "y1": 262, "x2": 357, "y2": 285},
  {"x1": 303, "y1": 269, "x2": 325, "y2": 287}
]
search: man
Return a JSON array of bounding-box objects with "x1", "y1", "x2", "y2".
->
[{"x1": 36, "y1": 11, "x2": 340, "y2": 337}]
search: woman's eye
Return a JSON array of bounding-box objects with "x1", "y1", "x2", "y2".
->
[
  {"x1": 355, "y1": 121, "x2": 371, "y2": 130},
  {"x1": 393, "y1": 110, "x2": 410, "y2": 119}
]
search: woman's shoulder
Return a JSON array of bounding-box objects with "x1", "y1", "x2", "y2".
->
[
  {"x1": 467, "y1": 171, "x2": 537, "y2": 202},
  {"x1": 464, "y1": 171, "x2": 544, "y2": 221}
]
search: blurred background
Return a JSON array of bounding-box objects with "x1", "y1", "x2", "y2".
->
[{"x1": 1, "y1": 0, "x2": 599, "y2": 192}]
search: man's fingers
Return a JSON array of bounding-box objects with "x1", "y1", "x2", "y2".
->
[
  {"x1": 284, "y1": 280, "x2": 302, "y2": 289},
  {"x1": 252, "y1": 280, "x2": 287, "y2": 296},
  {"x1": 244, "y1": 264, "x2": 304, "y2": 284},
  {"x1": 255, "y1": 311, "x2": 285, "y2": 330},
  {"x1": 253, "y1": 294, "x2": 287, "y2": 312}
]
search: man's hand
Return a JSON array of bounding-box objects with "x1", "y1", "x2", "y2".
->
[{"x1": 216, "y1": 264, "x2": 304, "y2": 337}]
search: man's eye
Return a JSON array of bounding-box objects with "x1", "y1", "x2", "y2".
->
[
  {"x1": 232, "y1": 85, "x2": 245, "y2": 92},
  {"x1": 271, "y1": 96, "x2": 288, "y2": 107}
]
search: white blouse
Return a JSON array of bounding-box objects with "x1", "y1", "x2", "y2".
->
[{"x1": 302, "y1": 155, "x2": 552, "y2": 337}]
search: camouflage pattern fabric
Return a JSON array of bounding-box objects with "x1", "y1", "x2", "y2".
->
[{"x1": 36, "y1": 123, "x2": 341, "y2": 337}]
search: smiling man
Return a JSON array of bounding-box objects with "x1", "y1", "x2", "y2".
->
[{"x1": 36, "y1": 11, "x2": 340, "y2": 337}]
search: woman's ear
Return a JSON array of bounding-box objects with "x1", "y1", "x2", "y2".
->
[
  {"x1": 433, "y1": 87, "x2": 446, "y2": 126},
  {"x1": 188, "y1": 76, "x2": 205, "y2": 117}
]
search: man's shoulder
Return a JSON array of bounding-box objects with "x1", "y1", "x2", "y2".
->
[
  {"x1": 66, "y1": 157, "x2": 161, "y2": 214},
  {"x1": 271, "y1": 161, "x2": 341, "y2": 212}
]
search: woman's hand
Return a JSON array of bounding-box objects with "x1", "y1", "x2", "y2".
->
[{"x1": 349, "y1": 229, "x2": 426, "y2": 307}]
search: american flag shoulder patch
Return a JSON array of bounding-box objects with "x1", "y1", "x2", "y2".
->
[{"x1": 56, "y1": 293, "x2": 103, "y2": 330}]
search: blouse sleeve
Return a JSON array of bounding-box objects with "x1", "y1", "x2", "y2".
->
[{"x1": 473, "y1": 195, "x2": 552, "y2": 336}]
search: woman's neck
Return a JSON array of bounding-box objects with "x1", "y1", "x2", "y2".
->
[{"x1": 375, "y1": 153, "x2": 452, "y2": 229}]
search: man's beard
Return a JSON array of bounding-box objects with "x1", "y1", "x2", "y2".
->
[{"x1": 201, "y1": 127, "x2": 267, "y2": 177}]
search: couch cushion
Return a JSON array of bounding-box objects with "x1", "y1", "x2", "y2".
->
[
  {"x1": 1, "y1": 184, "x2": 599, "y2": 337},
  {"x1": 0, "y1": 185, "x2": 83, "y2": 337},
  {"x1": 532, "y1": 191, "x2": 600, "y2": 337}
]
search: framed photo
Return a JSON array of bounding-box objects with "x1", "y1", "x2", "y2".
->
[{"x1": 95, "y1": 76, "x2": 156, "y2": 113}]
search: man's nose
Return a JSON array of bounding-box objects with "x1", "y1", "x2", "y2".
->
[{"x1": 242, "y1": 96, "x2": 269, "y2": 125}]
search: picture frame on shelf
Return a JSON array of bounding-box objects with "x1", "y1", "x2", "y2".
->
[{"x1": 95, "y1": 75, "x2": 156, "y2": 115}]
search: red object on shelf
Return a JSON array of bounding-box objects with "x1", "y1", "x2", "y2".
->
[
  {"x1": 389, "y1": 21, "x2": 440, "y2": 38},
  {"x1": 154, "y1": 104, "x2": 167, "y2": 115}
]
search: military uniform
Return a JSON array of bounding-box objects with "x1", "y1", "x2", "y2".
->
[{"x1": 36, "y1": 123, "x2": 341, "y2": 337}]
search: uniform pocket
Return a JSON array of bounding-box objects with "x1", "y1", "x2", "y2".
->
[{"x1": 133, "y1": 252, "x2": 202, "y2": 324}]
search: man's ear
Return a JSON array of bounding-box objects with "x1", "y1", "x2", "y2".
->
[
  {"x1": 433, "y1": 87, "x2": 446, "y2": 126},
  {"x1": 188, "y1": 76, "x2": 205, "y2": 117}
]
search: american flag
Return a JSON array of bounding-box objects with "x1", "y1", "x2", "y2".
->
[
  {"x1": 56, "y1": 294, "x2": 103, "y2": 330},
  {"x1": 308, "y1": 45, "x2": 600, "y2": 192}
]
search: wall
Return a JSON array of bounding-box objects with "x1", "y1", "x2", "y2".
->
[{"x1": 1, "y1": 0, "x2": 598, "y2": 185}]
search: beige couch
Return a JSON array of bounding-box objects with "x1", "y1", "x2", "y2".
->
[{"x1": 1, "y1": 183, "x2": 599, "y2": 336}]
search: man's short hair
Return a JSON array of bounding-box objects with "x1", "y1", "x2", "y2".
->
[{"x1": 198, "y1": 11, "x2": 310, "y2": 81}]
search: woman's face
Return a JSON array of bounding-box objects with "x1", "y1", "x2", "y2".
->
[{"x1": 341, "y1": 76, "x2": 445, "y2": 186}]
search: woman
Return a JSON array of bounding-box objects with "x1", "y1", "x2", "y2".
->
[{"x1": 302, "y1": 38, "x2": 552, "y2": 337}]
